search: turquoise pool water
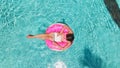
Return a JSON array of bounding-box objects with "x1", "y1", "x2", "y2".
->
[
  {"x1": 0, "y1": 0, "x2": 120, "y2": 68},
  {"x1": 117, "y1": 0, "x2": 120, "y2": 8}
]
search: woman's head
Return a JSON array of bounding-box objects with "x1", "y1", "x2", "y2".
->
[{"x1": 66, "y1": 34, "x2": 74, "y2": 42}]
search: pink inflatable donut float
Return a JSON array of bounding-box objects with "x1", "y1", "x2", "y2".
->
[{"x1": 45, "y1": 23, "x2": 70, "y2": 51}]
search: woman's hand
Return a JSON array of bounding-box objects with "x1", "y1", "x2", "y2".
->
[
  {"x1": 52, "y1": 41, "x2": 71, "y2": 51},
  {"x1": 52, "y1": 41, "x2": 63, "y2": 49},
  {"x1": 60, "y1": 25, "x2": 73, "y2": 34},
  {"x1": 60, "y1": 26, "x2": 66, "y2": 34}
]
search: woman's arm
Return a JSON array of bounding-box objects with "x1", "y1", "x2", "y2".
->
[
  {"x1": 52, "y1": 41, "x2": 71, "y2": 50},
  {"x1": 52, "y1": 41, "x2": 63, "y2": 49},
  {"x1": 62, "y1": 41, "x2": 71, "y2": 50},
  {"x1": 60, "y1": 25, "x2": 73, "y2": 34},
  {"x1": 60, "y1": 26, "x2": 66, "y2": 34},
  {"x1": 64, "y1": 25, "x2": 73, "y2": 33}
]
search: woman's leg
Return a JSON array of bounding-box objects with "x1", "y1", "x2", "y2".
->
[{"x1": 27, "y1": 33, "x2": 53, "y2": 40}]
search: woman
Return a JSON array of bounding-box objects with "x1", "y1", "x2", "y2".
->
[{"x1": 27, "y1": 23, "x2": 74, "y2": 50}]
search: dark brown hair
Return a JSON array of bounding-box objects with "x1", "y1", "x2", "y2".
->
[{"x1": 66, "y1": 34, "x2": 74, "y2": 42}]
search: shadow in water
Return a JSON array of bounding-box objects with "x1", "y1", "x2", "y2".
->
[
  {"x1": 57, "y1": 19, "x2": 68, "y2": 26},
  {"x1": 104, "y1": 0, "x2": 120, "y2": 27},
  {"x1": 82, "y1": 48, "x2": 103, "y2": 68}
]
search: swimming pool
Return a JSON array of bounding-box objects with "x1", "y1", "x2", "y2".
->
[{"x1": 0, "y1": 0, "x2": 120, "y2": 68}]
